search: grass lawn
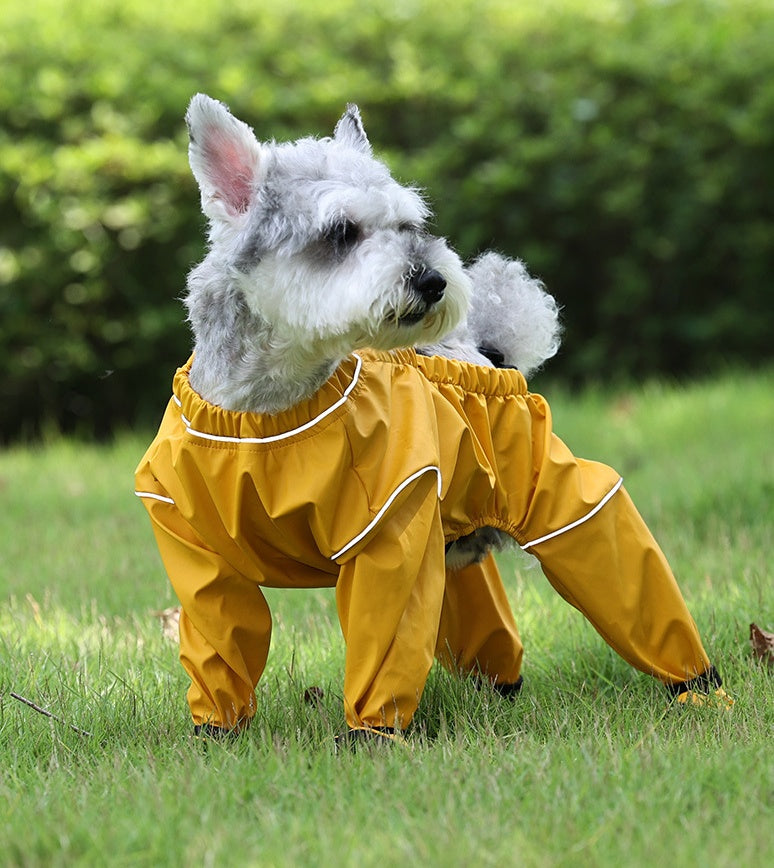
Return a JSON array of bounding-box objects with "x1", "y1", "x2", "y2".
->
[{"x1": 1, "y1": 368, "x2": 772, "y2": 866}]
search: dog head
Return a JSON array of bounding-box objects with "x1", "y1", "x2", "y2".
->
[{"x1": 184, "y1": 95, "x2": 470, "y2": 406}]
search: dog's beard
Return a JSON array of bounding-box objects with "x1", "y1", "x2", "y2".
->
[
  {"x1": 364, "y1": 275, "x2": 470, "y2": 351},
  {"x1": 358, "y1": 239, "x2": 472, "y2": 350}
]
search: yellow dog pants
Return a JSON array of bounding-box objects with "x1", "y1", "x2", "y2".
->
[{"x1": 136, "y1": 349, "x2": 713, "y2": 732}]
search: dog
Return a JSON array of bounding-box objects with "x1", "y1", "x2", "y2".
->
[
  {"x1": 183, "y1": 95, "x2": 560, "y2": 572},
  {"x1": 135, "y1": 96, "x2": 727, "y2": 744}
]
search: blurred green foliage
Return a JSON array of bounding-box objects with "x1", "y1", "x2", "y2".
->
[{"x1": 1, "y1": 0, "x2": 772, "y2": 439}]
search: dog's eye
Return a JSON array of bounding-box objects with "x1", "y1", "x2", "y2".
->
[{"x1": 325, "y1": 219, "x2": 360, "y2": 256}]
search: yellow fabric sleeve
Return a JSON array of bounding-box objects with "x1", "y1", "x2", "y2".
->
[
  {"x1": 146, "y1": 497, "x2": 272, "y2": 730},
  {"x1": 334, "y1": 470, "x2": 447, "y2": 730}
]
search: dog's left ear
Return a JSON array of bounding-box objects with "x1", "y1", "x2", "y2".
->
[
  {"x1": 186, "y1": 93, "x2": 264, "y2": 226},
  {"x1": 333, "y1": 104, "x2": 372, "y2": 154}
]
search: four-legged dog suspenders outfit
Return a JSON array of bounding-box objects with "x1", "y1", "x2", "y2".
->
[{"x1": 135, "y1": 348, "x2": 719, "y2": 733}]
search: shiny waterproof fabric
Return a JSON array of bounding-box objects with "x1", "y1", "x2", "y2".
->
[{"x1": 135, "y1": 348, "x2": 711, "y2": 731}]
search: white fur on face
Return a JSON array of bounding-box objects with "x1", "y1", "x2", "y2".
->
[
  {"x1": 228, "y1": 135, "x2": 470, "y2": 357},
  {"x1": 235, "y1": 222, "x2": 470, "y2": 353}
]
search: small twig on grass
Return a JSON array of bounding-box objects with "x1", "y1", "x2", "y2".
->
[{"x1": 9, "y1": 691, "x2": 92, "y2": 738}]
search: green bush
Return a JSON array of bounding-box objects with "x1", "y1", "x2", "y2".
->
[{"x1": 2, "y1": 0, "x2": 773, "y2": 439}]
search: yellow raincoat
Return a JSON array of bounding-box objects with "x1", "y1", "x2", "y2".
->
[{"x1": 135, "y1": 348, "x2": 713, "y2": 732}]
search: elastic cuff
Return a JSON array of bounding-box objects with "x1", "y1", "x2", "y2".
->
[{"x1": 665, "y1": 666, "x2": 722, "y2": 698}]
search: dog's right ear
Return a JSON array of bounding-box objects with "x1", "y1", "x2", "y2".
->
[
  {"x1": 185, "y1": 94, "x2": 263, "y2": 225},
  {"x1": 333, "y1": 104, "x2": 372, "y2": 154}
]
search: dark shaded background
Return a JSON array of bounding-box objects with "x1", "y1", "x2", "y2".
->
[{"x1": 2, "y1": 0, "x2": 772, "y2": 440}]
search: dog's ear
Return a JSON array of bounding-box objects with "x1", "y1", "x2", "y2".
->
[
  {"x1": 333, "y1": 104, "x2": 372, "y2": 154},
  {"x1": 185, "y1": 93, "x2": 263, "y2": 225}
]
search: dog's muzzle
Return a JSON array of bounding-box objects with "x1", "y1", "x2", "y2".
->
[{"x1": 398, "y1": 267, "x2": 447, "y2": 325}]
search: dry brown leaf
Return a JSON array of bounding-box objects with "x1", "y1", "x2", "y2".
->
[
  {"x1": 749, "y1": 622, "x2": 774, "y2": 668},
  {"x1": 303, "y1": 686, "x2": 325, "y2": 706},
  {"x1": 152, "y1": 606, "x2": 181, "y2": 642}
]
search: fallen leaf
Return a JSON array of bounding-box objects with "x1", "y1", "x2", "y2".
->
[
  {"x1": 153, "y1": 606, "x2": 181, "y2": 642},
  {"x1": 749, "y1": 622, "x2": 774, "y2": 668},
  {"x1": 303, "y1": 686, "x2": 325, "y2": 705}
]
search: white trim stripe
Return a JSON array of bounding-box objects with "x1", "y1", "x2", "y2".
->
[
  {"x1": 134, "y1": 490, "x2": 176, "y2": 505},
  {"x1": 330, "y1": 466, "x2": 443, "y2": 561},
  {"x1": 175, "y1": 355, "x2": 363, "y2": 445},
  {"x1": 520, "y1": 477, "x2": 624, "y2": 551}
]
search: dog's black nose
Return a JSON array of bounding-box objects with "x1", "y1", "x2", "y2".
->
[{"x1": 414, "y1": 268, "x2": 446, "y2": 303}]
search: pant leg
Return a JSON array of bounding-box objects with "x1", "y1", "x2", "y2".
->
[
  {"x1": 509, "y1": 396, "x2": 712, "y2": 687},
  {"x1": 522, "y1": 468, "x2": 712, "y2": 685},
  {"x1": 436, "y1": 553, "x2": 523, "y2": 688},
  {"x1": 334, "y1": 471, "x2": 447, "y2": 731},
  {"x1": 437, "y1": 378, "x2": 713, "y2": 689},
  {"x1": 144, "y1": 497, "x2": 273, "y2": 730}
]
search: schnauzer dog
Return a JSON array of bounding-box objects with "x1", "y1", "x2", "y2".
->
[{"x1": 135, "y1": 95, "x2": 728, "y2": 745}]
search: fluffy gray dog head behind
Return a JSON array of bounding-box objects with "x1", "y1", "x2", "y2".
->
[{"x1": 183, "y1": 94, "x2": 471, "y2": 414}]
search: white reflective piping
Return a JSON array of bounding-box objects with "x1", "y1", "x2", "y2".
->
[
  {"x1": 175, "y1": 354, "x2": 363, "y2": 445},
  {"x1": 520, "y1": 476, "x2": 624, "y2": 551},
  {"x1": 134, "y1": 490, "x2": 176, "y2": 505},
  {"x1": 331, "y1": 466, "x2": 443, "y2": 561}
]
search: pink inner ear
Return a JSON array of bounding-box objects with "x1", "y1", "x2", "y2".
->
[{"x1": 204, "y1": 128, "x2": 255, "y2": 215}]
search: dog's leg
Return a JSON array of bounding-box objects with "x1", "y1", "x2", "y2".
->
[
  {"x1": 435, "y1": 553, "x2": 524, "y2": 694},
  {"x1": 490, "y1": 397, "x2": 717, "y2": 694},
  {"x1": 140, "y1": 496, "x2": 272, "y2": 733},
  {"x1": 334, "y1": 470, "x2": 447, "y2": 733},
  {"x1": 521, "y1": 474, "x2": 725, "y2": 700},
  {"x1": 422, "y1": 355, "x2": 722, "y2": 699}
]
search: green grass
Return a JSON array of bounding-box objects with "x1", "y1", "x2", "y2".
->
[{"x1": 1, "y1": 368, "x2": 772, "y2": 867}]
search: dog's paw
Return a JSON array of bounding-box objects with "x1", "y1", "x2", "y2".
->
[
  {"x1": 333, "y1": 726, "x2": 405, "y2": 752},
  {"x1": 192, "y1": 723, "x2": 242, "y2": 750},
  {"x1": 667, "y1": 666, "x2": 733, "y2": 710}
]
